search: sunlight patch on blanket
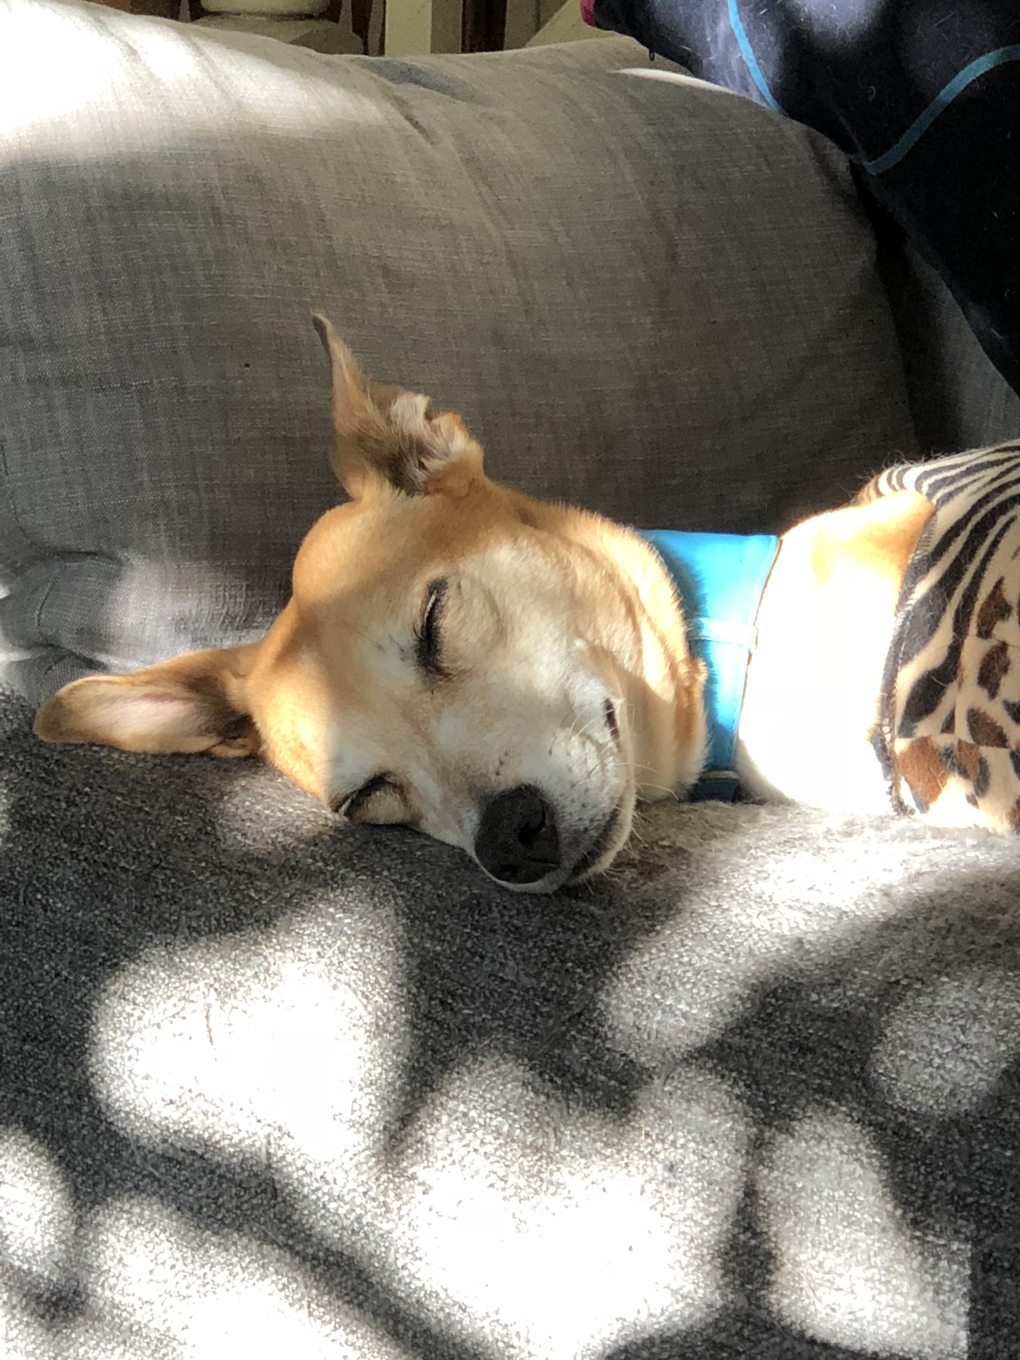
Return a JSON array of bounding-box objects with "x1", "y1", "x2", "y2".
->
[
  {"x1": 354, "y1": 1057, "x2": 748, "y2": 1359},
  {"x1": 870, "y1": 968, "x2": 1020, "y2": 1116},
  {"x1": 0, "y1": 1127, "x2": 75, "y2": 1294},
  {"x1": 89, "y1": 894, "x2": 751, "y2": 1360},
  {"x1": 604, "y1": 820, "x2": 941, "y2": 1064},
  {"x1": 760, "y1": 1107, "x2": 968, "y2": 1358},
  {"x1": 76, "y1": 1196, "x2": 410, "y2": 1358},
  {"x1": 212, "y1": 760, "x2": 337, "y2": 854},
  {"x1": 90, "y1": 899, "x2": 408, "y2": 1208}
]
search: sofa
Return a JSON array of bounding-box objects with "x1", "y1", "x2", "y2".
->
[{"x1": 2, "y1": 1, "x2": 1019, "y2": 1355}]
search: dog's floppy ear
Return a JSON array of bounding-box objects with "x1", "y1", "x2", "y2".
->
[
  {"x1": 313, "y1": 314, "x2": 483, "y2": 499},
  {"x1": 33, "y1": 645, "x2": 260, "y2": 758}
]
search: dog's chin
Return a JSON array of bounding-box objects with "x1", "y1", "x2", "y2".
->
[{"x1": 566, "y1": 794, "x2": 634, "y2": 886}]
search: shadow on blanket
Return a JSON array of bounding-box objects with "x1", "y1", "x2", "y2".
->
[{"x1": 0, "y1": 683, "x2": 1017, "y2": 1357}]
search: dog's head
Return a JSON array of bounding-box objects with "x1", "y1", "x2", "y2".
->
[{"x1": 34, "y1": 319, "x2": 706, "y2": 891}]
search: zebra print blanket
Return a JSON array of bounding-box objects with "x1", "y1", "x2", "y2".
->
[{"x1": 867, "y1": 444, "x2": 1020, "y2": 830}]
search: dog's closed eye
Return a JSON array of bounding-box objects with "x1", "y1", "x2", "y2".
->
[
  {"x1": 335, "y1": 774, "x2": 411, "y2": 824},
  {"x1": 416, "y1": 578, "x2": 448, "y2": 679}
]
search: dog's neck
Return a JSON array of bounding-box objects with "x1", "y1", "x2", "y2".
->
[
  {"x1": 733, "y1": 497, "x2": 931, "y2": 814},
  {"x1": 638, "y1": 530, "x2": 778, "y2": 800},
  {"x1": 641, "y1": 518, "x2": 916, "y2": 813}
]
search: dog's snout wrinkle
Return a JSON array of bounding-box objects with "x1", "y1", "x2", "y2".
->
[{"x1": 474, "y1": 784, "x2": 560, "y2": 886}]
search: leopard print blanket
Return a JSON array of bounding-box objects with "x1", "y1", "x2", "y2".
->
[{"x1": 867, "y1": 443, "x2": 1020, "y2": 831}]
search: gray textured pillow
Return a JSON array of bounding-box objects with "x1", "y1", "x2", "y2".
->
[{"x1": 0, "y1": 0, "x2": 916, "y2": 701}]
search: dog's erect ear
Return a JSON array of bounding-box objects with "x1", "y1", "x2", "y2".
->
[
  {"x1": 33, "y1": 645, "x2": 260, "y2": 758},
  {"x1": 312, "y1": 314, "x2": 484, "y2": 500}
]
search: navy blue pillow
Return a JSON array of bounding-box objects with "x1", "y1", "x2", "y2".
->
[{"x1": 584, "y1": 0, "x2": 1020, "y2": 398}]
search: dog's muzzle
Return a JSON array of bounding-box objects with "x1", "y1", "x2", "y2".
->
[{"x1": 474, "y1": 785, "x2": 560, "y2": 887}]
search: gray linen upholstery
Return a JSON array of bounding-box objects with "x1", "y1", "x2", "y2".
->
[
  {"x1": 0, "y1": 0, "x2": 915, "y2": 700},
  {"x1": 2, "y1": 681, "x2": 1019, "y2": 1357},
  {"x1": 3, "y1": 4, "x2": 1019, "y2": 1357}
]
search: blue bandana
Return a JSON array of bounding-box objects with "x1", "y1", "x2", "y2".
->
[{"x1": 638, "y1": 530, "x2": 779, "y2": 800}]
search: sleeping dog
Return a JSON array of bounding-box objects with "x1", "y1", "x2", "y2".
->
[{"x1": 34, "y1": 320, "x2": 1020, "y2": 890}]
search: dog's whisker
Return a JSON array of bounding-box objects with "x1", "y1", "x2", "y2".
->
[
  {"x1": 567, "y1": 714, "x2": 603, "y2": 747},
  {"x1": 636, "y1": 781, "x2": 682, "y2": 799}
]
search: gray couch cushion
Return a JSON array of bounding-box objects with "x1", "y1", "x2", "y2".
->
[{"x1": 0, "y1": 0, "x2": 916, "y2": 701}]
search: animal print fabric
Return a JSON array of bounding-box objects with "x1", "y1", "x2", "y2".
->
[{"x1": 865, "y1": 443, "x2": 1020, "y2": 830}]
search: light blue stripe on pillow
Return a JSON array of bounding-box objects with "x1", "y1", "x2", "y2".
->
[
  {"x1": 727, "y1": 3, "x2": 1020, "y2": 179},
  {"x1": 727, "y1": 0, "x2": 787, "y2": 115},
  {"x1": 854, "y1": 44, "x2": 1020, "y2": 174}
]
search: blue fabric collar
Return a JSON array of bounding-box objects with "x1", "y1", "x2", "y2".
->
[{"x1": 637, "y1": 530, "x2": 779, "y2": 800}]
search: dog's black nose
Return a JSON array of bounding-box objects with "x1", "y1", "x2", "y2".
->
[{"x1": 474, "y1": 785, "x2": 560, "y2": 886}]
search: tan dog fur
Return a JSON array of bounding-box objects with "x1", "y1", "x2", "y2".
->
[
  {"x1": 35, "y1": 319, "x2": 707, "y2": 892},
  {"x1": 35, "y1": 320, "x2": 940, "y2": 888}
]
